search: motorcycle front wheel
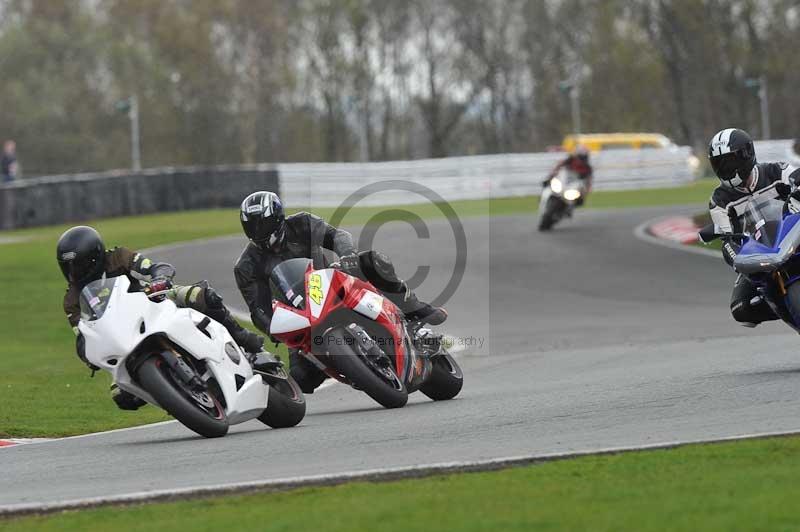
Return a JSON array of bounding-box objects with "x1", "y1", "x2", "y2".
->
[
  {"x1": 538, "y1": 197, "x2": 560, "y2": 231},
  {"x1": 324, "y1": 327, "x2": 408, "y2": 409},
  {"x1": 137, "y1": 356, "x2": 229, "y2": 438}
]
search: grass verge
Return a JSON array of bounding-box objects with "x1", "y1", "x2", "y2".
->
[
  {"x1": 2, "y1": 434, "x2": 799, "y2": 531},
  {"x1": 0, "y1": 180, "x2": 715, "y2": 438}
]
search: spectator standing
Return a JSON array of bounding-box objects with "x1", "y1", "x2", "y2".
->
[{"x1": 1, "y1": 140, "x2": 18, "y2": 183}]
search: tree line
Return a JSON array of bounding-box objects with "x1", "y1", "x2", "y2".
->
[{"x1": 0, "y1": 0, "x2": 797, "y2": 176}]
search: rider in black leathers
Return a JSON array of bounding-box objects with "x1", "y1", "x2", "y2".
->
[
  {"x1": 707, "y1": 128, "x2": 800, "y2": 326},
  {"x1": 234, "y1": 191, "x2": 447, "y2": 393}
]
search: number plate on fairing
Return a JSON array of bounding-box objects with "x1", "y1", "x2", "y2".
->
[{"x1": 308, "y1": 269, "x2": 334, "y2": 318}]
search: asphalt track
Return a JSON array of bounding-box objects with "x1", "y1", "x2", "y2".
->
[{"x1": 4, "y1": 206, "x2": 800, "y2": 511}]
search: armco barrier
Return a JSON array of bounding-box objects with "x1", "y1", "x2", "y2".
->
[
  {"x1": 0, "y1": 165, "x2": 279, "y2": 230},
  {"x1": 3, "y1": 141, "x2": 795, "y2": 230},
  {"x1": 279, "y1": 147, "x2": 698, "y2": 208}
]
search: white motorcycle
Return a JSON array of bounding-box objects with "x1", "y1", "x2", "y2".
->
[
  {"x1": 78, "y1": 275, "x2": 306, "y2": 438},
  {"x1": 538, "y1": 169, "x2": 586, "y2": 231}
]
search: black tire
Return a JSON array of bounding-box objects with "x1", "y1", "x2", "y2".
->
[
  {"x1": 258, "y1": 376, "x2": 306, "y2": 428},
  {"x1": 137, "y1": 356, "x2": 229, "y2": 438},
  {"x1": 785, "y1": 281, "x2": 800, "y2": 325},
  {"x1": 538, "y1": 213, "x2": 554, "y2": 231},
  {"x1": 420, "y1": 354, "x2": 463, "y2": 401},
  {"x1": 325, "y1": 327, "x2": 408, "y2": 409},
  {"x1": 538, "y1": 197, "x2": 560, "y2": 231}
]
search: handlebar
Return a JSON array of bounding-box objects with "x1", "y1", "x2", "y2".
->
[
  {"x1": 698, "y1": 223, "x2": 746, "y2": 244},
  {"x1": 146, "y1": 289, "x2": 172, "y2": 300}
]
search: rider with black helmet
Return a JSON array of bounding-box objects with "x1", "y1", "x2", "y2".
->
[
  {"x1": 234, "y1": 191, "x2": 448, "y2": 393},
  {"x1": 57, "y1": 226, "x2": 272, "y2": 410},
  {"x1": 707, "y1": 128, "x2": 800, "y2": 326}
]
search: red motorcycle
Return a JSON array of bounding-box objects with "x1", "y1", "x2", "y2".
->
[{"x1": 268, "y1": 258, "x2": 463, "y2": 408}]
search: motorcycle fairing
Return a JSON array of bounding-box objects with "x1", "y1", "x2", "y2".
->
[
  {"x1": 79, "y1": 275, "x2": 268, "y2": 423},
  {"x1": 735, "y1": 214, "x2": 800, "y2": 274},
  {"x1": 270, "y1": 263, "x2": 410, "y2": 381}
]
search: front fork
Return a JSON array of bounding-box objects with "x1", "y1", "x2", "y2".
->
[{"x1": 754, "y1": 270, "x2": 800, "y2": 331}]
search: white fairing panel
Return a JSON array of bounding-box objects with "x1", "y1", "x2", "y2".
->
[
  {"x1": 270, "y1": 306, "x2": 311, "y2": 334},
  {"x1": 354, "y1": 290, "x2": 384, "y2": 320},
  {"x1": 78, "y1": 276, "x2": 268, "y2": 425},
  {"x1": 308, "y1": 268, "x2": 334, "y2": 319}
]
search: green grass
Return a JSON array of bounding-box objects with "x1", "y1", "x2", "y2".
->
[
  {"x1": 3, "y1": 435, "x2": 800, "y2": 531},
  {"x1": 0, "y1": 181, "x2": 715, "y2": 438}
]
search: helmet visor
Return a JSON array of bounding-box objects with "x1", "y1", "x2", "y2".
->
[
  {"x1": 244, "y1": 216, "x2": 285, "y2": 246},
  {"x1": 58, "y1": 255, "x2": 99, "y2": 284},
  {"x1": 710, "y1": 152, "x2": 744, "y2": 182}
]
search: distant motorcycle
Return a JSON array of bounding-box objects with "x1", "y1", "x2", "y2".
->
[
  {"x1": 268, "y1": 258, "x2": 463, "y2": 409},
  {"x1": 538, "y1": 169, "x2": 586, "y2": 231},
  {"x1": 78, "y1": 275, "x2": 306, "y2": 438},
  {"x1": 700, "y1": 182, "x2": 800, "y2": 333}
]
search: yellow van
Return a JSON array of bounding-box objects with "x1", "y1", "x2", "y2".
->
[{"x1": 562, "y1": 133, "x2": 675, "y2": 153}]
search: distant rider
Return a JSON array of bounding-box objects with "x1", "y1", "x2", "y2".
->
[
  {"x1": 544, "y1": 145, "x2": 593, "y2": 204},
  {"x1": 234, "y1": 191, "x2": 448, "y2": 393},
  {"x1": 57, "y1": 226, "x2": 273, "y2": 410},
  {"x1": 707, "y1": 128, "x2": 800, "y2": 326}
]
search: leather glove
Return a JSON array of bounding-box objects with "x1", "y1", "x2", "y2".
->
[
  {"x1": 337, "y1": 253, "x2": 361, "y2": 275},
  {"x1": 775, "y1": 181, "x2": 792, "y2": 200}
]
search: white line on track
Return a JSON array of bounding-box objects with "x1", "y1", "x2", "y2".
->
[{"x1": 4, "y1": 428, "x2": 800, "y2": 517}]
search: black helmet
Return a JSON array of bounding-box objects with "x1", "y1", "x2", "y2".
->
[
  {"x1": 709, "y1": 128, "x2": 756, "y2": 190},
  {"x1": 56, "y1": 226, "x2": 106, "y2": 286},
  {"x1": 240, "y1": 191, "x2": 285, "y2": 250}
]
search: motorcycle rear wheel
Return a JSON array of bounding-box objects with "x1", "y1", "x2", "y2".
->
[
  {"x1": 258, "y1": 375, "x2": 306, "y2": 428},
  {"x1": 137, "y1": 356, "x2": 229, "y2": 438},
  {"x1": 325, "y1": 327, "x2": 408, "y2": 409},
  {"x1": 420, "y1": 353, "x2": 463, "y2": 401}
]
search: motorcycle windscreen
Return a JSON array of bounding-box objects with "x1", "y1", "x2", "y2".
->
[
  {"x1": 740, "y1": 194, "x2": 784, "y2": 248},
  {"x1": 79, "y1": 277, "x2": 118, "y2": 321},
  {"x1": 269, "y1": 258, "x2": 313, "y2": 309}
]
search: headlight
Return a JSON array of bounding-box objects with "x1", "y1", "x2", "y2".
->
[
  {"x1": 550, "y1": 178, "x2": 563, "y2": 193},
  {"x1": 564, "y1": 189, "x2": 581, "y2": 201},
  {"x1": 224, "y1": 342, "x2": 241, "y2": 364}
]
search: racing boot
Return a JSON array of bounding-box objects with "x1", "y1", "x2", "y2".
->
[{"x1": 111, "y1": 383, "x2": 146, "y2": 411}]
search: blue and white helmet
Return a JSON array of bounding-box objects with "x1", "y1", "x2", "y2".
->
[
  {"x1": 240, "y1": 191, "x2": 286, "y2": 250},
  {"x1": 709, "y1": 128, "x2": 757, "y2": 191}
]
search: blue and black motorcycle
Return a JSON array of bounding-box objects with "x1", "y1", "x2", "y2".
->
[{"x1": 700, "y1": 183, "x2": 800, "y2": 331}]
